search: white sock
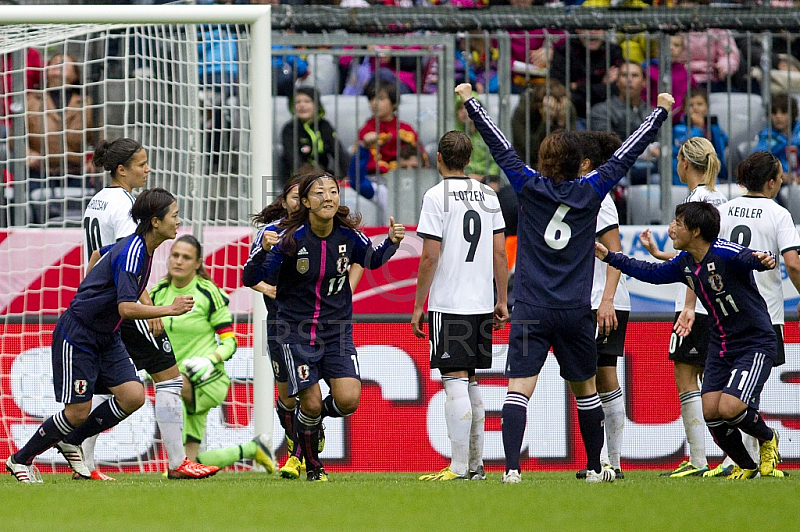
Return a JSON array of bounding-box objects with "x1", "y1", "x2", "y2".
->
[
  {"x1": 679, "y1": 391, "x2": 707, "y2": 468},
  {"x1": 155, "y1": 377, "x2": 186, "y2": 469},
  {"x1": 599, "y1": 388, "x2": 625, "y2": 469},
  {"x1": 442, "y1": 376, "x2": 471, "y2": 476},
  {"x1": 720, "y1": 455, "x2": 736, "y2": 468},
  {"x1": 467, "y1": 381, "x2": 485, "y2": 471},
  {"x1": 742, "y1": 433, "x2": 760, "y2": 463},
  {"x1": 81, "y1": 394, "x2": 109, "y2": 471}
]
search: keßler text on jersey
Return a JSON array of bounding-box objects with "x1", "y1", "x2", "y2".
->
[{"x1": 726, "y1": 206, "x2": 762, "y2": 219}]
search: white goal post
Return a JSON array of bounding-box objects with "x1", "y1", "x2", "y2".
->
[{"x1": 0, "y1": 4, "x2": 273, "y2": 472}]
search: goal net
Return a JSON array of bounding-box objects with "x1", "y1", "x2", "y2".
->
[{"x1": 0, "y1": 5, "x2": 273, "y2": 474}]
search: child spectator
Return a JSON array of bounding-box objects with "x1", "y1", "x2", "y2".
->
[
  {"x1": 456, "y1": 31, "x2": 500, "y2": 94},
  {"x1": 279, "y1": 86, "x2": 350, "y2": 186},
  {"x1": 455, "y1": 93, "x2": 499, "y2": 178},
  {"x1": 673, "y1": 88, "x2": 729, "y2": 184},
  {"x1": 752, "y1": 93, "x2": 800, "y2": 176},
  {"x1": 645, "y1": 34, "x2": 697, "y2": 125}
]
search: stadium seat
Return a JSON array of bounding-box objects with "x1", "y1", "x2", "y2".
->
[
  {"x1": 627, "y1": 184, "x2": 662, "y2": 225},
  {"x1": 709, "y1": 92, "x2": 766, "y2": 172},
  {"x1": 384, "y1": 167, "x2": 441, "y2": 225},
  {"x1": 340, "y1": 185, "x2": 381, "y2": 226},
  {"x1": 319, "y1": 95, "x2": 373, "y2": 152}
]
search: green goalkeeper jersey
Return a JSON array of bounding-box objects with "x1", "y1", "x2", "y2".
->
[{"x1": 150, "y1": 275, "x2": 236, "y2": 385}]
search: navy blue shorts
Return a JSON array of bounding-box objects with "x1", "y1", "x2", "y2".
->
[
  {"x1": 51, "y1": 310, "x2": 139, "y2": 404},
  {"x1": 280, "y1": 339, "x2": 360, "y2": 397},
  {"x1": 702, "y1": 349, "x2": 775, "y2": 409},
  {"x1": 506, "y1": 302, "x2": 597, "y2": 382}
]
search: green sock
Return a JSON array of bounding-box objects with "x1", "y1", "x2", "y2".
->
[{"x1": 197, "y1": 441, "x2": 257, "y2": 468}]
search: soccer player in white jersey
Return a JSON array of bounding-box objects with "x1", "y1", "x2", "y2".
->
[
  {"x1": 640, "y1": 137, "x2": 727, "y2": 477},
  {"x1": 413, "y1": 130, "x2": 509, "y2": 481},
  {"x1": 79, "y1": 138, "x2": 217, "y2": 480},
  {"x1": 713, "y1": 150, "x2": 799, "y2": 478}
]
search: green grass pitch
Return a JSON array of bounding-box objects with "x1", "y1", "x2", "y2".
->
[{"x1": 2, "y1": 471, "x2": 798, "y2": 531}]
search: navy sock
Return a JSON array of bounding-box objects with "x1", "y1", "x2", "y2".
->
[
  {"x1": 321, "y1": 395, "x2": 349, "y2": 419},
  {"x1": 707, "y1": 419, "x2": 758, "y2": 470},
  {"x1": 296, "y1": 410, "x2": 323, "y2": 470},
  {"x1": 13, "y1": 411, "x2": 74, "y2": 465},
  {"x1": 290, "y1": 406, "x2": 303, "y2": 460},
  {"x1": 576, "y1": 394, "x2": 605, "y2": 473},
  {"x1": 501, "y1": 392, "x2": 528, "y2": 473},
  {"x1": 276, "y1": 398, "x2": 294, "y2": 440},
  {"x1": 62, "y1": 397, "x2": 131, "y2": 446},
  {"x1": 727, "y1": 407, "x2": 774, "y2": 443}
]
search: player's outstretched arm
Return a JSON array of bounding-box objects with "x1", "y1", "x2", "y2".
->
[
  {"x1": 639, "y1": 228, "x2": 677, "y2": 261},
  {"x1": 119, "y1": 295, "x2": 193, "y2": 320}
]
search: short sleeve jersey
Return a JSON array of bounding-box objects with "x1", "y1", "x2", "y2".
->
[
  {"x1": 591, "y1": 194, "x2": 631, "y2": 311},
  {"x1": 69, "y1": 234, "x2": 152, "y2": 333},
  {"x1": 82, "y1": 187, "x2": 137, "y2": 269},
  {"x1": 720, "y1": 195, "x2": 800, "y2": 324},
  {"x1": 416, "y1": 177, "x2": 505, "y2": 314},
  {"x1": 674, "y1": 185, "x2": 728, "y2": 313}
]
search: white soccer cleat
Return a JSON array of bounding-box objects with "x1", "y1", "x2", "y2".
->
[
  {"x1": 501, "y1": 469, "x2": 521, "y2": 484},
  {"x1": 585, "y1": 467, "x2": 616, "y2": 483},
  {"x1": 6, "y1": 456, "x2": 43, "y2": 483},
  {"x1": 55, "y1": 441, "x2": 91, "y2": 479}
]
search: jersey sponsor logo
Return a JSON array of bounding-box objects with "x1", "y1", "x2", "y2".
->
[
  {"x1": 339, "y1": 244, "x2": 347, "y2": 253},
  {"x1": 73, "y1": 379, "x2": 88, "y2": 395},
  {"x1": 297, "y1": 364, "x2": 310, "y2": 380},
  {"x1": 707, "y1": 262, "x2": 716, "y2": 272},
  {"x1": 709, "y1": 274, "x2": 724, "y2": 292},
  {"x1": 337, "y1": 256, "x2": 349, "y2": 274},
  {"x1": 298, "y1": 247, "x2": 309, "y2": 256},
  {"x1": 297, "y1": 258, "x2": 309, "y2": 274}
]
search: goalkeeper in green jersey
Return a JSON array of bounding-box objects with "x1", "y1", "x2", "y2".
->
[{"x1": 150, "y1": 235, "x2": 276, "y2": 473}]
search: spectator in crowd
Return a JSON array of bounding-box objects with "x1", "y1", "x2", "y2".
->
[
  {"x1": 279, "y1": 86, "x2": 350, "y2": 186},
  {"x1": 26, "y1": 52, "x2": 98, "y2": 223},
  {"x1": 455, "y1": 93, "x2": 499, "y2": 177},
  {"x1": 511, "y1": 79, "x2": 576, "y2": 168},
  {"x1": 581, "y1": 0, "x2": 656, "y2": 65},
  {"x1": 752, "y1": 93, "x2": 800, "y2": 176},
  {"x1": 673, "y1": 88, "x2": 729, "y2": 185},
  {"x1": 645, "y1": 33, "x2": 697, "y2": 125},
  {"x1": 751, "y1": 53, "x2": 800, "y2": 96},
  {"x1": 590, "y1": 61, "x2": 659, "y2": 185},
  {"x1": 273, "y1": 45, "x2": 308, "y2": 97},
  {"x1": 456, "y1": 31, "x2": 500, "y2": 94},
  {"x1": 550, "y1": 29, "x2": 624, "y2": 121}
]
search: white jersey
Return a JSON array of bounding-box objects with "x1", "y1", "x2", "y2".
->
[
  {"x1": 592, "y1": 195, "x2": 630, "y2": 311},
  {"x1": 416, "y1": 177, "x2": 505, "y2": 314},
  {"x1": 82, "y1": 186, "x2": 137, "y2": 271},
  {"x1": 720, "y1": 195, "x2": 800, "y2": 325},
  {"x1": 674, "y1": 185, "x2": 728, "y2": 314}
]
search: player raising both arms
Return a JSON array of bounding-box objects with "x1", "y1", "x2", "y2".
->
[
  {"x1": 456, "y1": 82, "x2": 673, "y2": 483},
  {"x1": 6, "y1": 189, "x2": 193, "y2": 483},
  {"x1": 243, "y1": 171, "x2": 404, "y2": 481},
  {"x1": 79, "y1": 139, "x2": 217, "y2": 480}
]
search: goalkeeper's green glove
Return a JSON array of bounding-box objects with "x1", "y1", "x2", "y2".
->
[{"x1": 181, "y1": 356, "x2": 215, "y2": 383}]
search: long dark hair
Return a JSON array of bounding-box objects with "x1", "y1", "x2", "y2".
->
[
  {"x1": 164, "y1": 234, "x2": 211, "y2": 285},
  {"x1": 277, "y1": 170, "x2": 361, "y2": 254},
  {"x1": 94, "y1": 138, "x2": 143, "y2": 177},
  {"x1": 131, "y1": 188, "x2": 175, "y2": 236},
  {"x1": 251, "y1": 175, "x2": 302, "y2": 226},
  {"x1": 736, "y1": 151, "x2": 782, "y2": 192}
]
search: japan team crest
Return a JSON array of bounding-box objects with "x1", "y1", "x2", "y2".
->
[
  {"x1": 73, "y1": 379, "x2": 88, "y2": 395},
  {"x1": 297, "y1": 364, "x2": 310, "y2": 380},
  {"x1": 297, "y1": 258, "x2": 309, "y2": 274},
  {"x1": 709, "y1": 274, "x2": 724, "y2": 292},
  {"x1": 337, "y1": 256, "x2": 349, "y2": 274}
]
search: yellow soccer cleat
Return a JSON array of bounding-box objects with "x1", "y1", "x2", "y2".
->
[
  {"x1": 759, "y1": 429, "x2": 781, "y2": 477},
  {"x1": 702, "y1": 464, "x2": 734, "y2": 478},
  {"x1": 280, "y1": 455, "x2": 303, "y2": 480},
  {"x1": 660, "y1": 460, "x2": 708, "y2": 478},
  {"x1": 726, "y1": 466, "x2": 760, "y2": 480},
  {"x1": 418, "y1": 467, "x2": 468, "y2": 481},
  {"x1": 253, "y1": 434, "x2": 277, "y2": 474}
]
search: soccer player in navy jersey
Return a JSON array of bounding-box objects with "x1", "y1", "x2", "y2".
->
[
  {"x1": 596, "y1": 201, "x2": 782, "y2": 479},
  {"x1": 242, "y1": 171, "x2": 405, "y2": 481},
  {"x1": 455, "y1": 82, "x2": 674, "y2": 483},
  {"x1": 6, "y1": 188, "x2": 195, "y2": 483}
]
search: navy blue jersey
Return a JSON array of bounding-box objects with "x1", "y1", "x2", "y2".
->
[
  {"x1": 466, "y1": 98, "x2": 668, "y2": 308},
  {"x1": 606, "y1": 239, "x2": 777, "y2": 361},
  {"x1": 69, "y1": 234, "x2": 153, "y2": 333},
  {"x1": 245, "y1": 222, "x2": 281, "y2": 321},
  {"x1": 243, "y1": 221, "x2": 398, "y2": 345}
]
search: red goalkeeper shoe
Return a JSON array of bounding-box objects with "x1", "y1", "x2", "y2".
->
[
  {"x1": 167, "y1": 458, "x2": 219, "y2": 479},
  {"x1": 72, "y1": 469, "x2": 116, "y2": 481}
]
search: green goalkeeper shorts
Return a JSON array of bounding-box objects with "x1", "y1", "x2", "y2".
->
[{"x1": 182, "y1": 375, "x2": 230, "y2": 444}]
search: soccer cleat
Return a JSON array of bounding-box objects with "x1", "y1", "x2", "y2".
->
[
  {"x1": 286, "y1": 435, "x2": 294, "y2": 454},
  {"x1": 418, "y1": 467, "x2": 468, "y2": 481},
  {"x1": 167, "y1": 458, "x2": 219, "y2": 479},
  {"x1": 726, "y1": 466, "x2": 760, "y2": 480},
  {"x1": 318, "y1": 424, "x2": 326, "y2": 453},
  {"x1": 72, "y1": 470, "x2": 116, "y2": 481},
  {"x1": 577, "y1": 465, "x2": 623, "y2": 480},
  {"x1": 586, "y1": 467, "x2": 616, "y2": 483},
  {"x1": 765, "y1": 469, "x2": 787, "y2": 478},
  {"x1": 252, "y1": 434, "x2": 277, "y2": 474},
  {"x1": 55, "y1": 441, "x2": 91, "y2": 479},
  {"x1": 6, "y1": 456, "x2": 43, "y2": 483},
  {"x1": 501, "y1": 469, "x2": 521, "y2": 484},
  {"x1": 759, "y1": 429, "x2": 781, "y2": 477},
  {"x1": 306, "y1": 467, "x2": 329, "y2": 482},
  {"x1": 469, "y1": 465, "x2": 486, "y2": 481},
  {"x1": 280, "y1": 456, "x2": 303, "y2": 480},
  {"x1": 702, "y1": 463, "x2": 734, "y2": 478},
  {"x1": 660, "y1": 460, "x2": 708, "y2": 478}
]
